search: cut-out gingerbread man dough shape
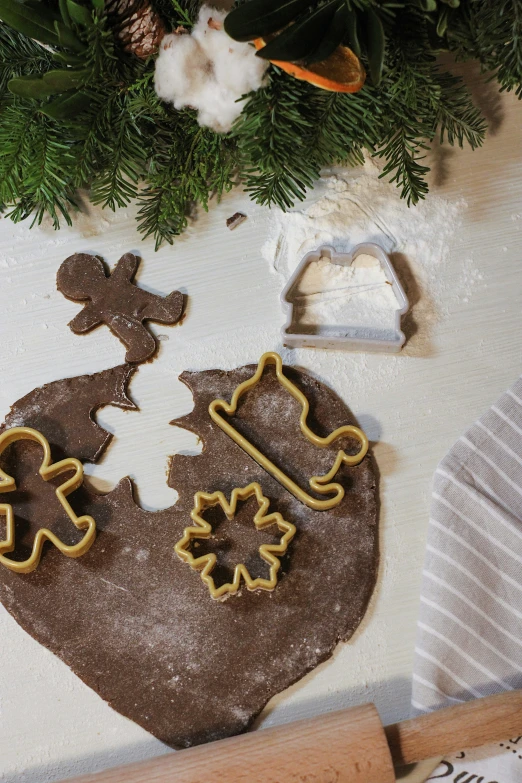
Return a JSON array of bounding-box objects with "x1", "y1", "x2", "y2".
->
[{"x1": 57, "y1": 253, "x2": 185, "y2": 364}]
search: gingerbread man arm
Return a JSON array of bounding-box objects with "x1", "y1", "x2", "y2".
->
[
  {"x1": 111, "y1": 253, "x2": 184, "y2": 324},
  {"x1": 110, "y1": 253, "x2": 140, "y2": 285},
  {"x1": 108, "y1": 315, "x2": 157, "y2": 364},
  {"x1": 140, "y1": 291, "x2": 184, "y2": 324},
  {"x1": 69, "y1": 303, "x2": 103, "y2": 334}
]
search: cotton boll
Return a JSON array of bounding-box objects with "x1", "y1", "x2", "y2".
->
[
  {"x1": 154, "y1": 34, "x2": 206, "y2": 112},
  {"x1": 212, "y1": 38, "x2": 266, "y2": 95},
  {"x1": 195, "y1": 14, "x2": 267, "y2": 99},
  {"x1": 190, "y1": 7, "x2": 228, "y2": 54},
  {"x1": 197, "y1": 82, "x2": 242, "y2": 134},
  {"x1": 154, "y1": 5, "x2": 268, "y2": 134}
]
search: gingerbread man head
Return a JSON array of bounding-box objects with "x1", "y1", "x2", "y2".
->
[{"x1": 57, "y1": 254, "x2": 108, "y2": 301}]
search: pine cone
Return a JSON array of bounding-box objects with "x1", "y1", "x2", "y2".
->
[{"x1": 106, "y1": 0, "x2": 166, "y2": 59}]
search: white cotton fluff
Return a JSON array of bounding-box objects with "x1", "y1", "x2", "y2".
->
[{"x1": 154, "y1": 6, "x2": 269, "y2": 133}]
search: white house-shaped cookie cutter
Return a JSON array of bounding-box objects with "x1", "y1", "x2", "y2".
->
[{"x1": 281, "y1": 244, "x2": 409, "y2": 354}]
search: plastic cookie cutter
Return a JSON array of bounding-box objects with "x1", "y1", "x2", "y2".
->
[
  {"x1": 174, "y1": 482, "x2": 296, "y2": 600},
  {"x1": 281, "y1": 244, "x2": 409, "y2": 353},
  {"x1": 208, "y1": 352, "x2": 369, "y2": 511},
  {"x1": 0, "y1": 427, "x2": 96, "y2": 574}
]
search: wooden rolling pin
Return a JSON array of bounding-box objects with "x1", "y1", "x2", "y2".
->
[{"x1": 65, "y1": 690, "x2": 521, "y2": 783}]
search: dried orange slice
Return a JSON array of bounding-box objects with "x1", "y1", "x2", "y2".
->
[{"x1": 255, "y1": 38, "x2": 366, "y2": 93}]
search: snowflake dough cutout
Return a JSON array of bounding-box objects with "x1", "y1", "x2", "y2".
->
[
  {"x1": 175, "y1": 482, "x2": 296, "y2": 600},
  {"x1": 0, "y1": 427, "x2": 96, "y2": 574}
]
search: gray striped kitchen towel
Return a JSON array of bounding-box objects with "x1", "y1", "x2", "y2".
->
[{"x1": 413, "y1": 376, "x2": 522, "y2": 782}]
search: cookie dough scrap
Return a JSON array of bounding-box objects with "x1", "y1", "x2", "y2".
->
[{"x1": 57, "y1": 253, "x2": 185, "y2": 363}]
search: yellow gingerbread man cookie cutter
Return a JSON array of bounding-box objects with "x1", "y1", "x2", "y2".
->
[
  {"x1": 0, "y1": 427, "x2": 96, "y2": 574},
  {"x1": 208, "y1": 352, "x2": 369, "y2": 511},
  {"x1": 174, "y1": 482, "x2": 296, "y2": 600}
]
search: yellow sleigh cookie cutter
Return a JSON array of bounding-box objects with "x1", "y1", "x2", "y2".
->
[
  {"x1": 175, "y1": 482, "x2": 296, "y2": 600},
  {"x1": 208, "y1": 352, "x2": 369, "y2": 512},
  {"x1": 0, "y1": 427, "x2": 96, "y2": 574}
]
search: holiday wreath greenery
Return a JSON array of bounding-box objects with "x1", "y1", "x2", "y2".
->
[{"x1": 0, "y1": 0, "x2": 520, "y2": 249}]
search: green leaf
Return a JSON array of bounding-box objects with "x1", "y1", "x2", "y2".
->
[
  {"x1": 8, "y1": 66, "x2": 90, "y2": 97},
  {"x1": 416, "y1": 0, "x2": 437, "y2": 11},
  {"x1": 224, "y1": 0, "x2": 311, "y2": 42},
  {"x1": 363, "y1": 9, "x2": 385, "y2": 86},
  {"x1": 0, "y1": 0, "x2": 61, "y2": 47},
  {"x1": 257, "y1": 0, "x2": 340, "y2": 62},
  {"x1": 21, "y1": 0, "x2": 50, "y2": 10},
  {"x1": 66, "y1": 0, "x2": 92, "y2": 26},
  {"x1": 53, "y1": 18, "x2": 86, "y2": 51},
  {"x1": 436, "y1": 7, "x2": 449, "y2": 37},
  {"x1": 344, "y1": 4, "x2": 361, "y2": 57},
  {"x1": 8, "y1": 73, "x2": 57, "y2": 97},
  {"x1": 305, "y1": 2, "x2": 348, "y2": 65},
  {"x1": 52, "y1": 50, "x2": 87, "y2": 66},
  {"x1": 42, "y1": 67, "x2": 90, "y2": 90},
  {"x1": 40, "y1": 90, "x2": 92, "y2": 118},
  {"x1": 59, "y1": 0, "x2": 72, "y2": 28}
]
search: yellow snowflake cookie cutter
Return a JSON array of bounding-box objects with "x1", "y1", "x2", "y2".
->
[
  {"x1": 208, "y1": 352, "x2": 369, "y2": 511},
  {"x1": 0, "y1": 427, "x2": 96, "y2": 574},
  {"x1": 174, "y1": 482, "x2": 296, "y2": 600}
]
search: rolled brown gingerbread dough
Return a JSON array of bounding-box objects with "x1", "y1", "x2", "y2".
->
[{"x1": 0, "y1": 361, "x2": 378, "y2": 748}]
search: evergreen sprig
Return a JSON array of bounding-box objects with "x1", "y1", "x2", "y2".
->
[
  {"x1": 448, "y1": 1, "x2": 522, "y2": 97},
  {"x1": 0, "y1": 103, "x2": 76, "y2": 227},
  {"x1": 89, "y1": 93, "x2": 149, "y2": 210},
  {"x1": 0, "y1": 0, "x2": 519, "y2": 247},
  {"x1": 234, "y1": 4, "x2": 487, "y2": 210},
  {"x1": 234, "y1": 71, "x2": 322, "y2": 209},
  {"x1": 135, "y1": 82, "x2": 235, "y2": 249},
  {"x1": 370, "y1": 6, "x2": 485, "y2": 204},
  {"x1": 0, "y1": 25, "x2": 52, "y2": 93}
]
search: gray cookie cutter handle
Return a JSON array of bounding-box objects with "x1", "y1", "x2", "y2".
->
[{"x1": 280, "y1": 243, "x2": 409, "y2": 354}]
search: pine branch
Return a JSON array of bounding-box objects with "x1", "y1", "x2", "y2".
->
[
  {"x1": 234, "y1": 69, "x2": 322, "y2": 209},
  {"x1": 449, "y1": 1, "x2": 522, "y2": 97},
  {"x1": 309, "y1": 88, "x2": 383, "y2": 168},
  {"x1": 70, "y1": 90, "x2": 115, "y2": 189},
  {"x1": 0, "y1": 24, "x2": 52, "y2": 94},
  {"x1": 0, "y1": 100, "x2": 36, "y2": 204},
  {"x1": 137, "y1": 109, "x2": 235, "y2": 249},
  {"x1": 152, "y1": 0, "x2": 201, "y2": 30},
  {"x1": 3, "y1": 110, "x2": 76, "y2": 228},
  {"x1": 494, "y1": 0, "x2": 522, "y2": 96},
  {"x1": 89, "y1": 92, "x2": 150, "y2": 210},
  {"x1": 168, "y1": 0, "x2": 195, "y2": 28},
  {"x1": 376, "y1": 119, "x2": 431, "y2": 205},
  {"x1": 0, "y1": 0, "x2": 512, "y2": 244},
  {"x1": 434, "y1": 70, "x2": 487, "y2": 148},
  {"x1": 372, "y1": 6, "x2": 485, "y2": 203},
  {"x1": 233, "y1": 3, "x2": 484, "y2": 213},
  {"x1": 83, "y1": 12, "x2": 122, "y2": 81}
]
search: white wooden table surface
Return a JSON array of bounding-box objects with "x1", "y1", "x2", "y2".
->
[{"x1": 0, "y1": 70, "x2": 520, "y2": 782}]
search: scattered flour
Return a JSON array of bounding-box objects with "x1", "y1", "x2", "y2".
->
[{"x1": 262, "y1": 159, "x2": 472, "y2": 324}]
